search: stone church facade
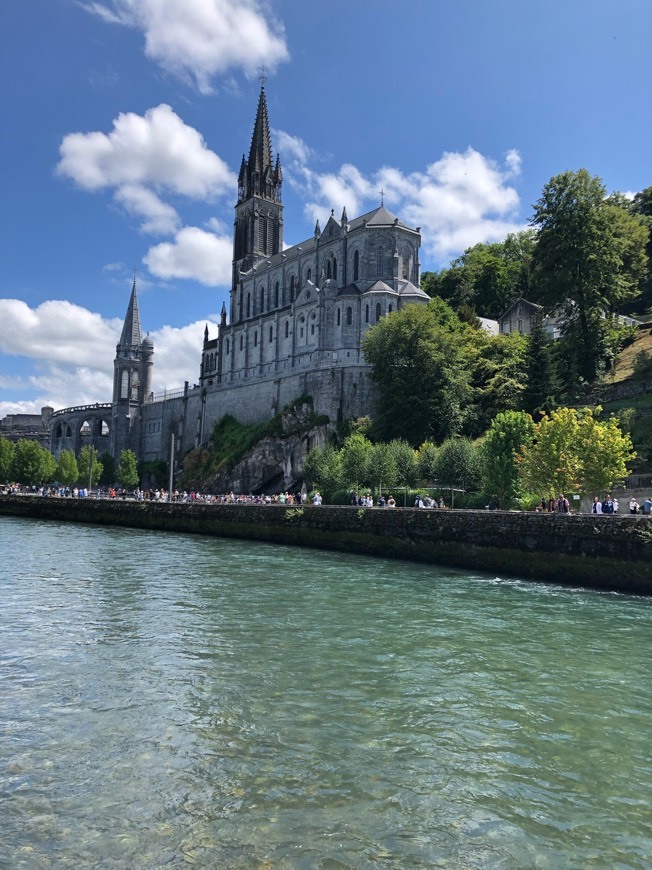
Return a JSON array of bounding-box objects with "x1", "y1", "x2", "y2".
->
[{"x1": 50, "y1": 86, "x2": 429, "y2": 472}]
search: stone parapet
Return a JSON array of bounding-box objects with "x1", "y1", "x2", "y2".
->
[{"x1": 1, "y1": 497, "x2": 650, "y2": 594}]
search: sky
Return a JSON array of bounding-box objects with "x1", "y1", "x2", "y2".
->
[{"x1": 1, "y1": 0, "x2": 650, "y2": 417}]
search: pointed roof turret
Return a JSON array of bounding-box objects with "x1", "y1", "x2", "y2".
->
[
  {"x1": 274, "y1": 153, "x2": 283, "y2": 184},
  {"x1": 248, "y1": 85, "x2": 273, "y2": 176},
  {"x1": 119, "y1": 279, "x2": 143, "y2": 348},
  {"x1": 314, "y1": 218, "x2": 321, "y2": 238}
]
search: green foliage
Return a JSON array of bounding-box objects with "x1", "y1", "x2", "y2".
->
[
  {"x1": 55, "y1": 449, "x2": 79, "y2": 487},
  {"x1": 0, "y1": 437, "x2": 16, "y2": 481},
  {"x1": 467, "y1": 330, "x2": 526, "y2": 434},
  {"x1": 417, "y1": 441, "x2": 439, "y2": 482},
  {"x1": 340, "y1": 433, "x2": 373, "y2": 489},
  {"x1": 521, "y1": 311, "x2": 557, "y2": 416},
  {"x1": 98, "y1": 451, "x2": 115, "y2": 485},
  {"x1": 362, "y1": 300, "x2": 471, "y2": 446},
  {"x1": 431, "y1": 438, "x2": 482, "y2": 492},
  {"x1": 421, "y1": 230, "x2": 536, "y2": 319},
  {"x1": 138, "y1": 459, "x2": 168, "y2": 487},
  {"x1": 116, "y1": 449, "x2": 139, "y2": 488},
  {"x1": 531, "y1": 169, "x2": 648, "y2": 384},
  {"x1": 390, "y1": 439, "x2": 419, "y2": 488},
  {"x1": 77, "y1": 446, "x2": 103, "y2": 487},
  {"x1": 517, "y1": 406, "x2": 635, "y2": 498},
  {"x1": 302, "y1": 443, "x2": 342, "y2": 498},
  {"x1": 366, "y1": 441, "x2": 399, "y2": 494},
  {"x1": 482, "y1": 410, "x2": 535, "y2": 508},
  {"x1": 10, "y1": 439, "x2": 55, "y2": 485}
]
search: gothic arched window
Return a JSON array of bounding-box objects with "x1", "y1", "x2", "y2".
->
[
  {"x1": 326, "y1": 261, "x2": 332, "y2": 279},
  {"x1": 254, "y1": 330, "x2": 258, "y2": 348},
  {"x1": 365, "y1": 304, "x2": 369, "y2": 323},
  {"x1": 121, "y1": 370, "x2": 129, "y2": 398},
  {"x1": 353, "y1": 250, "x2": 359, "y2": 281},
  {"x1": 333, "y1": 258, "x2": 337, "y2": 281},
  {"x1": 376, "y1": 303, "x2": 381, "y2": 322},
  {"x1": 226, "y1": 339, "x2": 230, "y2": 354},
  {"x1": 275, "y1": 281, "x2": 279, "y2": 307},
  {"x1": 346, "y1": 306, "x2": 352, "y2": 325},
  {"x1": 307, "y1": 267, "x2": 312, "y2": 282},
  {"x1": 240, "y1": 335, "x2": 243, "y2": 351},
  {"x1": 337, "y1": 308, "x2": 341, "y2": 327},
  {"x1": 260, "y1": 286, "x2": 265, "y2": 313},
  {"x1": 258, "y1": 215, "x2": 266, "y2": 253},
  {"x1": 246, "y1": 293, "x2": 251, "y2": 318},
  {"x1": 285, "y1": 320, "x2": 289, "y2": 338},
  {"x1": 290, "y1": 275, "x2": 295, "y2": 302},
  {"x1": 269, "y1": 326, "x2": 273, "y2": 343}
]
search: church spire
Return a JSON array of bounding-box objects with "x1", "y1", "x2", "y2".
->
[
  {"x1": 248, "y1": 85, "x2": 273, "y2": 178},
  {"x1": 119, "y1": 278, "x2": 143, "y2": 348}
]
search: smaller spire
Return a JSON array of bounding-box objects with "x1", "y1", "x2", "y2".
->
[
  {"x1": 220, "y1": 302, "x2": 227, "y2": 326},
  {"x1": 341, "y1": 206, "x2": 348, "y2": 230},
  {"x1": 203, "y1": 323, "x2": 209, "y2": 347},
  {"x1": 314, "y1": 218, "x2": 321, "y2": 238}
]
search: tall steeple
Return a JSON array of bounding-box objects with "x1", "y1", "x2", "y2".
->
[
  {"x1": 118, "y1": 278, "x2": 143, "y2": 349},
  {"x1": 232, "y1": 83, "x2": 284, "y2": 305}
]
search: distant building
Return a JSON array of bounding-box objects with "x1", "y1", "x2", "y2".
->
[
  {"x1": 1, "y1": 407, "x2": 53, "y2": 448},
  {"x1": 498, "y1": 297, "x2": 641, "y2": 340}
]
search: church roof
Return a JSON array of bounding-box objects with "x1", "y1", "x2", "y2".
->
[
  {"x1": 364, "y1": 280, "x2": 396, "y2": 295},
  {"x1": 397, "y1": 280, "x2": 429, "y2": 299},
  {"x1": 347, "y1": 205, "x2": 415, "y2": 232},
  {"x1": 119, "y1": 280, "x2": 143, "y2": 347}
]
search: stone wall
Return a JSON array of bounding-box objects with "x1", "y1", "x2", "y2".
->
[{"x1": 1, "y1": 497, "x2": 650, "y2": 594}]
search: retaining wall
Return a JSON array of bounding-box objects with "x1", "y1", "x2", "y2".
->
[{"x1": 1, "y1": 496, "x2": 650, "y2": 594}]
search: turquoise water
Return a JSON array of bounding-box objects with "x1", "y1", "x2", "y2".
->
[{"x1": 1, "y1": 516, "x2": 650, "y2": 868}]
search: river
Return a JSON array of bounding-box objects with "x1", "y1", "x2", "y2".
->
[{"x1": 1, "y1": 516, "x2": 650, "y2": 868}]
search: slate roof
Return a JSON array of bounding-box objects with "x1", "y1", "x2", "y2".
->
[{"x1": 119, "y1": 280, "x2": 143, "y2": 347}]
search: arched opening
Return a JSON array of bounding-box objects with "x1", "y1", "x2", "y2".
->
[
  {"x1": 337, "y1": 308, "x2": 341, "y2": 327},
  {"x1": 376, "y1": 303, "x2": 382, "y2": 322},
  {"x1": 353, "y1": 250, "x2": 359, "y2": 281},
  {"x1": 346, "y1": 307, "x2": 352, "y2": 326}
]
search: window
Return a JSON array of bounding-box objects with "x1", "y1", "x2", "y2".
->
[
  {"x1": 326, "y1": 261, "x2": 331, "y2": 279},
  {"x1": 285, "y1": 320, "x2": 289, "y2": 338},
  {"x1": 246, "y1": 293, "x2": 251, "y2": 318},
  {"x1": 346, "y1": 306, "x2": 352, "y2": 325},
  {"x1": 307, "y1": 267, "x2": 312, "y2": 282},
  {"x1": 365, "y1": 304, "x2": 369, "y2": 323},
  {"x1": 337, "y1": 308, "x2": 341, "y2": 326},
  {"x1": 254, "y1": 330, "x2": 258, "y2": 347},
  {"x1": 269, "y1": 326, "x2": 273, "y2": 342},
  {"x1": 258, "y1": 215, "x2": 266, "y2": 252},
  {"x1": 311, "y1": 323, "x2": 315, "y2": 336},
  {"x1": 333, "y1": 258, "x2": 337, "y2": 281},
  {"x1": 353, "y1": 250, "x2": 359, "y2": 281},
  {"x1": 376, "y1": 303, "x2": 381, "y2": 322},
  {"x1": 402, "y1": 249, "x2": 409, "y2": 280},
  {"x1": 260, "y1": 286, "x2": 265, "y2": 313},
  {"x1": 121, "y1": 369, "x2": 129, "y2": 398},
  {"x1": 290, "y1": 275, "x2": 295, "y2": 302},
  {"x1": 275, "y1": 281, "x2": 279, "y2": 307},
  {"x1": 226, "y1": 339, "x2": 230, "y2": 354},
  {"x1": 388, "y1": 304, "x2": 393, "y2": 313},
  {"x1": 240, "y1": 335, "x2": 243, "y2": 350}
]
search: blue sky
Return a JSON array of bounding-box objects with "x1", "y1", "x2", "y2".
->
[{"x1": 1, "y1": 0, "x2": 650, "y2": 416}]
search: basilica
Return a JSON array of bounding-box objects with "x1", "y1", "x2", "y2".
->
[{"x1": 50, "y1": 86, "x2": 429, "y2": 469}]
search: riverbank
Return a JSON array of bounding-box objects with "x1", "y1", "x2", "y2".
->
[{"x1": 1, "y1": 495, "x2": 650, "y2": 594}]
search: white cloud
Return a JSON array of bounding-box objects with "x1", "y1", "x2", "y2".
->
[
  {"x1": 0, "y1": 299, "x2": 216, "y2": 413},
  {"x1": 277, "y1": 132, "x2": 525, "y2": 264},
  {"x1": 144, "y1": 226, "x2": 232, "y2": 285},
  {"x1": 57, "y1": 104, "x2": 236, "y2": 233},
  {"x1": 83, "y1": 0, "x2": 289, "y2": 93}
]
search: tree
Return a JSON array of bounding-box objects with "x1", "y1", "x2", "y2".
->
[
  {"x1": 366, "y1": 442, "x2": 398, "y2": 496},
  {"x1": 0, "y1": 437, "x2": 16, "y2": 481},
  {"x1": 417, "y1": 441, "x2": 439, "y2": 483},
  {"x1": 421, "y1": 230, "x2": 536, "y2": 318},
  {"x1": 55, "y1": 449, "x2": 79, "y2": 487},
  {"x1": 302, "y1": 443, "x2": 342, "y2": 498},
  {"x1": 340, "y1": 433, "x2": 373, "y2": 490},
  {"x1": 482, "y1": 411, "x2": 535, "y2": 508},
  {"x1": 99, "y1": 451, "x2": 115, "y2": 485},
  {"x1": 467, "y1": 330, "x2": 526, "y2": 435},
  {"x1": 116, "y1": 449, "x2": 139, "y2": 489},
  {"x1": 521, "y1": 311, "x2": 557, "y2": 417},
  {"x1": 77, "y1": 446, "x2": 103, "y2": 488},
  {"x1": 516, "y1": 406, "x2": 635, "y2": 499},
  {"x1": 531, "y1": 169, "x2": 648, "y2": 383},
  {"x1": 390, "y1": 440, "x2": 419, "y2": 489},
  {"x1": 432, "y1": 437, "x2": 482, "y2": 496},
  {"x1": 362, "y1": 301, "x2": 472, "y2": 446},
  {"x1": 10, "y1": 440, "x2": 55, "y2": 485}
]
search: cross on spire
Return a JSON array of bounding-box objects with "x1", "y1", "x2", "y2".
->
[
  {"x1": 380, "y1": 188, "x2": 385, "y2": 206},
  {"x1": 258, "y1": 64, "x2": 268, "y2": 87}
]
